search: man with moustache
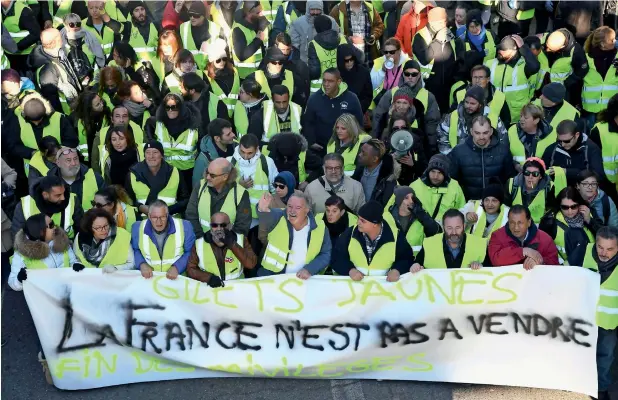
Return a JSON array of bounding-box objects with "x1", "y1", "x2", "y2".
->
[
  {"x1": 121, "y1": 1, "x2": 161, "y2": 69},
  {"x1": 180, "y1": 72, "x2": 229, "y2": 135}
]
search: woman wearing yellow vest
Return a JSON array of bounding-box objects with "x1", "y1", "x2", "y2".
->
[
  {"x1": 155, "y1": 30, "x2": 183, "y2": 82},
  {"x1": 96, "y1": 66, "x2": 124, "y2": 110},
  {"x1": 506, "y1": 157, "x2": 556, "y2": 225},
  {"x1": 589, "y1": 94, "x2": 618, "y2": 188},
  {"x1": 462, "y1": 184, "x2": 510, "y2": 239},
  {"x1": 247, "y1": 46, "x2": 297, "y2": 100},
  {"x1": 326, "y1": 113, "x2": 371, "y2": 176},
  {"x1": 27, "y1": 136, "x2": 61, "y2": 189},
  {"x1": 110, "y1": 42, "x2": 162, "y2": 103},
  {"x1": 205, "y1": 39, "x2": 241, "y2": 118},
  {"x1": 9, "y1": 214, "x2": 77, "y2": 292},
  {"x1": 92, "y1": 185, "x2": 141, "y2": 234},
  {"x1": 539, "y1": 187, "x2": 602, "y2": 266},
  {"x1": 99, "y1": 126, "x2": 143, "y2": 185},
  {"x1": 115, "y1": 80, "x2": 155, "y2": 130},
  {"x1": 160, "y1": 49, "x2": 204, "y2": 97},
  {"x1": 507, "y1": 103, "x2": 554, "y2": 167},
  {"x1": 73, "y1": 208, "x2": 134, "y2": 271},
  {"x1": 72, "y1": 90, "x2": 111, "y2": 163}
]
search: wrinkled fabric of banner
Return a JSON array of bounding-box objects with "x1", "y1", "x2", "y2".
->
[{"x1": 23, "y1": 265, "x2": 599, "y2": 395}]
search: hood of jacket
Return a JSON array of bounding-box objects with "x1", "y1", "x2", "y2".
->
[
  {"x1": 421, "y1": 168, "x2": 450, "y2": 188},
  {"x1": 230, "y1": 145, "x2": 262, "y2": 166},
  {"x1": 27, "y1": 45, "x2": 56, "y2": 71},
  {"x1": 155, "y1": 99, "x2": 202, "y2": 131},
  {"x1": 267, "y1": 131, "x2": 309, "y2": 156},
  {"x1": 14, "y1": 228, "x2": 70, "y2": 259},
  {"x1": 516, "y1": 118, "x2": 553, "y2": 141},
  {"x1": 29, "y1": 179, "x2": 72, "y2": 216},
  {"x1": 314, "y1": 30, "x2": 341, "y2": 51},
  {"x1": 319, "y1": 81, "x2": 350, "y2": 98},
  {"x1": 337, "y1": 43, "x2": 359, "y2": 72},
  {"x1": 199, "y1": 134, "x2": 219, "y2": 156},
  {"x1": 19, "y1": 91, "x2": 53, "y2": 116}
]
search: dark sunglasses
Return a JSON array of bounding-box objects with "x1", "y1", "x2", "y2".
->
[
  {"x1": 269, "y1": 60, "x2": 283, "y2": 65},
  {"x1": 523, "y1": 170, "x2": 541, "y2": 177},
  {"x1": 558, "y1": 136, "x2": 576, "y2": 144},
  {"x1": 403, "y1": 71, "x2": 420, "y2": 78},
  {"x1": 274, "y1": 183, "x2": 287, "y2": 190},
  {"x1": 383, "y1": 49, "x2": 397, "y2": 55},
  {"x1": 165, "y1": 104, "x2": 178, "y2": 111},
  {"x1": 215, "y1": 57, "x2": 227, "y2": 63},
  {"x1": 206, "y1": 171, "x2": 226, "y2": 178},
  {"x1": 189, "y1": 13, "x2": 202, "y2": 18},
  {"x1": 344, "y1": 57, "x2": 354, "y2": 63},
  {"x1": 211, "y1": 223, "x2": 228, "y2": 228},
  {"x1": 392, "y1": 125, "x2": 407, "y2": 130},
  {"x1": 560, "y1": 204, "x2": 580, "y2": 211},
  {"x1": 68, "y1": 22, "x2": 81, "y2": 28},
  {"x1": 91, "y1": 200, "x2": 112, "y2": 208},
  {"x1": 47, "y1": 221, "x2": 56, "y2": 229}
]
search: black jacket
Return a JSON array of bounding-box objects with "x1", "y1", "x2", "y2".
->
[
  {"x1": 4, "y1": 2, "x2": 40, "y2": 53},
  {"x1": 145, "y1": 100, "x2": 204, "y2": 143},
  {"x1": 388, "y1": 200, "x2": 442, "y2": 238},
  {"x1": 46, "y1": 164, "x2": 106, "y2": 209},
  {"x1": 449, "y1": 134, "x2": 517, "y2": 200},
  {"x1": 351, "y1": 155, "x2": 398, "y2": 207},
  {"x1": 331, "y1": 223, "x2": 414, "y2": 275},
  {"x1": 231, "y1": 9, "x2": 265, "y2": 62},
  {"x1": 542, "y1": 134, "x2": 607, "y2": 187},
  {"x1": 337, "y1": 43, "x2": 373, "y2": 113},
  {"x1": 190, "y1": 90, "x2": 229, "y2": 139}
]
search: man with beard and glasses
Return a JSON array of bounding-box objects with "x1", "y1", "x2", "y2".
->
[
  {"x1": 411, "y1": 209, "x2": 488, "y2": 271},
  {"x1": 46, "y1": 147, "x2": 105, "y2": 212},
  {"x1": 180, "y1": 72, "x2": 229, "y2": 135},
  {"x1": 121, "y1": 2, "x2": 161, "y2": 71}
]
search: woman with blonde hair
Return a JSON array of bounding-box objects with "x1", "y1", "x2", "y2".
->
[
  {"x1": 326, "y1": 113, "x2": 371, "y2": 176},
  {"x1": 506, "y1": 103, "x2": 554, "y2": 171},
  {"x1": 582, "y1": 27, "x2": 618, "y2": 123}
]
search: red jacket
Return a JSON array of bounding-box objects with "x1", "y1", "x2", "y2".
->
[
  {"x1": 395, "y1": 5, "x2": 432, "y2": 57},
  {"x1": 488, "y1": 225, "x2": 559, "y2": 267}
]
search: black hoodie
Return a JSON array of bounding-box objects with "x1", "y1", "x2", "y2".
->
[
  {"x1": 308, "y1": 30, "x2": 345, "y2": 79},
  {"x1": 337, "y1": 44, "x2": 373, "y2": 113},
  {"x1": 231, "y1": 9, "x2": 266, "y2": 62}
]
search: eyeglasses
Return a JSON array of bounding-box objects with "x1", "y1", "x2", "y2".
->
[
  {"x1": 558, "y1": 136, "x2": 576, "y2": 144},
  {"x1": 274, "y1": 183, "x2": 286, "y2": 190},
  {"x1": 91, "y1": 200, "x2": 112, "y2": 208},
  {"x1": 206, "y1": 171, "x2": 227, "y2": 178},
  {"x1": 57, "y1": 148, "x2": 78, "y2": 157},
  {"x1": 92, "y1": 224, "x2": 110, "y2": 232},
  {"x1": 189, "y1": 13, "x2": 202, "y2": 18},
  {"x1": 47, "y1": 221, "x2": 56, "y2": 229},
  {"x1": 149, "y1": 216, "x2": 167, "y2": 222},
  {"x1": 560, "y1": 204, "x2": 579, "y2": 211},
  {"x1": 523, "y1": 170, "x2": 541, "y2": 177},
  {"x1": 269, "y1": 61, "x2": 283, "y2": 65},
  {"x1": 403, "y1": 71, "x2": 420, "y2": 78},
  {"x1": 383, "y1": 49, "x2": 397, "y2": 55},
  {"x1": 215, "y1": 57, "x2": 227, "y2": 63},
  {"x1": 165, "y1": 104, "x2": 178, "y2": 112},
  {"x1": 68, "y1": 22, "x2": 82, "y2": 28},
  {"x1": 579, "y1": 182, "x2": 599, "y2": 188},
  {"x1": 344, "y1": 57, "x2": 354, "y2": 63},
  {"x1": 211, "y1": 222, "x2": 228, "y2": 228}
]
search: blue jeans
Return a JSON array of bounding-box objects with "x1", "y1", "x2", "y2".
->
[{"x1": 597, "y1": 327, "x2": 617, "y2": 391}]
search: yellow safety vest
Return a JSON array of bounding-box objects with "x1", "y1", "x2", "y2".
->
[
  {"x1": 260, "y1": 0, "x2": 284, "y2": 24},
  {"x1": 230, "y1": 23, "x2": 263, "y2": 79},
  {"x1": 162, "y1": 69, "x2": 204, "y2": 94},
  {"x1": 78, "y1": 169, "x2": 101, "y2": 212},
  {"x1": 383, "y1": 205, "x2": 425, "y2": 255},
  {"x1": 255, "y1": 69, "x2": 295, "y2": 99},
  {"x1": 127, "y1": 21, "x2": 161, "y2": 74},
  {"x1": 553, "y1": 212, "x2": 594, "y2": 265},
  {"x1": 99, "y1": 145, "x2": 144, "y2": 181},
  {"x1": 138, "y1": 218, "x2": 185, "y2": 272},
  {"x1": 180, "y1": 20, "x2": 221, "y2": 70},
  {"x1": 47, "y1": 0, "x2": 74, "y2": 28},
  {"x1": 410, "y1": 178, "x2": 466, "y2": 222},
  {"x1": 81, "y1": 19, "x2": 115, "y2": 56},
  {"x1": 262, "y1": 100, "x2": 302, "y2": 140},
  {"x1": 326, "y1": 134, "x2": 371, "y2": 176},
  {"x1": 28, "y1": 152, "x2": 51, "y2": 178},
  {"x1": 1, "y1": 48, "x2": 10, "y2": 70},
  {"x1": 593, "y1": 123, "x2": 618, "y2": 183},
  {"x1": 464, "y1": 30, "x2": 496, "y2": 62},
  {"x1": 582, "y1": 244, "x2": 618, "y2": 330},
  {"x1": 414, "y1": 27, "x2": 457, "y2": 80},
  {"x1": 21, "y1": 193, "x2": 77, "y2": 239},
  {"x1": 582, "y1": 53, "x2": 618, "y2": 113},
  {"x1": 315, "y1": 212, "x2": 358, "y2": 228},
  {"x1": 508, "y1": 177, "x2": 550, "y2": 224},
  {"x1": 22, "y1": 250, "x2": 70, "y2": 269},
  {"x1": 422, "y1": 234, "x2": 487, "y2": 269},
  {"x1": 528, "y1": 50, "x2": 549, "y2": 98},
  {"x1": 104, "y1": 0, "x2": 132, "y2": 23},
  {"x1": 3, "y1": 1, "x2": 35, "y2": 54},
  {"x1": 231, "y1": 155, "x2": 270, "y2": 218},
  {"x1": 17, "y1": 112, "x2": 62, "y2": 176},
  {"x1": 129, "y1": 167, "x2": 180, "y2": 206},
  {"x1": 209, "y1": 68, "x2": 241, "y2": 117},
  {"x1": 453, "y1": 86, "x2": 506, "y2": 122},
  {"x1": 309, "y1": 36, "x2": 348, "y2": 92},
  {"x1": 507, "y1": 124, "x2": 556, "y2": 165},
  {"x1": 486, "y1": 57, "x2": 532, "y2": 120},
  {"x1": 195, "y1": 234, "x2": 245, "y2": 280},
  {"x1": 261, "y1": 217, "x2": 326, "y2": 273},
  {"x1": 100, "y1": 120, "x2": 145, "y2": 144},
  {"x1": 348, "y1": 215, "x2": 398, "y2": 276},
  {"x1": 469, "y1": 201, "x2": 509, "y2": 238},
  {"x1": 154, "y1": 122, "x2": 198, "y2": 171},
  {"x1": 74, "y1": 228, "x2": 131, "y2": 268},
  {"x1": 196, "y1": 180, "x2": 247, "y2": 232},
  {"x1": 548, "y1": 47, "x2": 575, "y2": 85},
  {"x1": 448, "y1": 106, "x2": 500, "y2": 147},
  {"x1": 532, "y1": 99, "x2": 579, "y2": 131}
]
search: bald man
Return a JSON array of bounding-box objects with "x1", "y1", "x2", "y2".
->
[
  {"x1": 544, "y1": 28, "x2": 589, "y2": 104},
  {"x1": 186, "y1": 212, "x2": 257, "y2": 286},
  {"x1": 27, "y1": 28, "x2": 82, "y2": 113},
  {"x1": 186, "y1": 158, "x2": 252, "y2": 238}
]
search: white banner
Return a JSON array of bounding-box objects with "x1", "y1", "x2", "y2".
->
[{"x1": 23, "y1": 266, "x2": 599, "y2": 395}]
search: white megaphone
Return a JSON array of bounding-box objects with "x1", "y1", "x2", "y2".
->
[{"x1": 390, "y1": 129, "x2": 414, "y2": 158}]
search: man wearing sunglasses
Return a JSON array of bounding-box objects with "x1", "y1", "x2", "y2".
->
[
  {"x1": 186, "y1": 212, "x2": 257, "y2": 287},
  {"x1": 542, "y1": 119, "x2": 606, "y2": 188},
  {"x1": 179, "y1": 1, "x2": 223, "y2": 71},
  {"x1": 231, "y1": 1, "x2": 267, "y2": 79},
  {"x1": 120, "y1": 2, "x2": 160, "y2": 70}
]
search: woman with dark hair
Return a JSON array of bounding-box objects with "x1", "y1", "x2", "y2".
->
[
  {"x1": 91, "y1": 185, "x2": 141, "y2": 232},
  {"x1": 115, "y1": 80, "x2": 155, "y2": 130},
  {"x1": 234, "y1": 78, "x2": 265, "y2": 135},
  {"x1": 10, "y1": 214, "x2": 77, "y2": 291},
  {"x1": 206, "y1": 37, "x2": 240, "y2": 117},
  {"x1": 97, "y1": 66, "x2": 124, "y2": 109},
  {"x1": 385, "y1": 112, "x2": 426, "y2": 186},
  {"x1": 506, "y1": 157, "x2": 556, "y2": 224},
  {"x1": 27, "y1": 136, "x2": 62, "y2": 187},
  {"x1": 576, "y1": 170, "x2": 618, "y2": 227},
  {"x1": 160, "y1": 49, "x2": 203, "y2": 97},
  {"x1": 73, "y1": 208, "x2": 134, "y2": 271},
  {"x1": 156, "y1": 30, "x2": 184, "y2": 81},
  {"x1": 540, "y1": 187, "x2": 603, "y2": 266},
  {"x1": 99, "y1": 126, "x2": 142, "y2": 185},
  {"x1": 111, "y1": 42, "x2": 161, "y2": 102},
  {"x1": 315, "y1": 195, "x2": 358, "y2": 254},
  {"x1": 72, "y1": 90, "x2": 111, "y2": 163}
]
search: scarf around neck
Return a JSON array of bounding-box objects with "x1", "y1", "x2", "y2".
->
[
  {"x1": 564, "y1": 212, "x2": 585, "y2": 229},
  {"x1": 123, "y1": 99, "x2": 147, "y2": 117}
]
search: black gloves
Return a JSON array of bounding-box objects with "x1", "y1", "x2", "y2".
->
[
  {"x1": 72, "y1": 263, "x2": 85, "y2": 272},
  {"x1": 222, "y1": 230, "x2": 237, "y2": 248},
  {"x1": 207, "y1": 275, "x2": 224, "y2": 288},
  {"x1": 17, "y1": 268, "x2": 27, "y2": 282}
]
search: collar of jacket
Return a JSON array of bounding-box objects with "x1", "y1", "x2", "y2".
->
[
  {"x1": 351, "y1": 219, "x2": 395, "y2": 252},
  {"x1": 421, "y1": 171, "x2": 450, "y2": 188},
  {"x1": 442, "y1": 231, "x2": 468, "y2": 254},
  {"x1": 505, "y1": 223, "x2": 539, "y2": 247},
  {"x1": 557, "y1": 133, "x2": 587, "y2": 156}
]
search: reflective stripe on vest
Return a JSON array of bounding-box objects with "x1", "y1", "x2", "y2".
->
[
  {"x1": 548, "y1": 47, "x2": 575, "y2": 84},
  {"x1": 255, "y1": 69, "x2": 295, "y2": 99},
  {"x1": 130, "y1": 168, "x2": 179, "y2": 205},
  {"x1": 22, "y1": 193, "x2": 76, "y2": 238},
  {"x1": 594, "y1": 123, "x2": 618, "y2": 183},
  {"x1": 196, "y1": 234, "x2": 244, "y2": 280},
  {"x1": 197, "y1": 180, "x2": 246, "y2": 232},
  {"x1": 81, "y1": 20, "x2": 115, "y2": 56},
  {"x1": 507, "y1": 124, "x2": 556, "y2": 165},
  {"x1": 17, "y1": 112, "x2": 62, "y2": 175},
  {"x1": 422, "y1": 234, "x2": 487, "y2": 268},
  {"x1": 470, "y1": 202, "x2": 509, "y2": 238},
  {"x1": 486, "y1": 57, "x2": 531, "y2": 120},
  {"x1": 180, "y1": 21, "x2": 221, "y2": 70},
  {"x1": 3, "y1": 2, "x2": 35, "y2": 54},
  {"x1": 23, "y1": 251, "x2": 70, "y2": 269},
  {"x1": 230, "y1": 24, "x2": 263, "y2": 78},
  {"x1": 138, "y1": 218, "x2": 185, "y2": 272},
  {"x1": 532, "y1": 99, "x2": 579, "y2": 130},
  {"x1": 155, "y1": 122, "x2": 198, "y2": 170},
  {"x1": 209, "y1": 68, "x2": 241, "y2": 117},
  {"x1": 232, "y1": 155, "x2": 269, "y2": 217},
  {"x1": 581, "y1": 244, "x2": 618, "y2": 330},
  {"x1": 74, "y1": 228, "x2": 131, "y2": 268},
  {"x1": 582, "y1": 53, "x2": 618, "y2": 113},
  {"x1": 263, "y1": 101, "x2": 302, "y2": 140},
  {"x1": 327, "y1": 134, "x2": 370, "y2": 176}
]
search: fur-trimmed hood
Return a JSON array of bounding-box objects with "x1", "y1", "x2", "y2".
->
[
  {"x1": 19, "y1": 91, "x2": 53, "y2": 117},
  {"x1": 154, "y1": 98, "x2": 202, "y2": 132},
  {"x1": 267, "y1": 132, "x2": 309, "y2": 154},
  {"x1": 14, "y1": 228, "x2": 70, "y2": 260}
]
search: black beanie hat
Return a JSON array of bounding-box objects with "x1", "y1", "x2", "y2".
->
[
  {"x1": 542, "y1": 82, "x2": 566, "y2": 104},
  {"x1": 266, "y1": 46, "x2": 287, "y2": 62},
  {"x1": 358, "y1": 201, "x2": 384, "y2": 224},
  {"x1": 465, "y1": 85, "x2": 485, "y2": 105},
  {"x1": 127, "y1": 1, "x2": 143, "y2": 15},
  {"x1": 143, "y1": 140, "x2": 165, "y2": 157},
  {"x1": 403, "y1": 59, "x2": 421, "y2": 72},
  {"x1": 482, "y1": 184, "x2": 504, "y2": 204},
  {"x1": 314, "y1": 15, "x2": 331, "y2": 34},
  {"x1": 426, "y1": 154, "x2": 450, "y2": 177}
]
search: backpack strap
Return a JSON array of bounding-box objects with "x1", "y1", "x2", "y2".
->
[
  {"x1": 431, "y1": 194, "x2": 445, "y2": 220},
  {"x1": 602, "y1": 195, "x2": 610, "y2": 226},
  {"x1": 318, "y1": 177, "x2": 354, "y2": 214}
]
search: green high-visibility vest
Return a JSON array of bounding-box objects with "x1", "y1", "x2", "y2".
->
[
  {"x1": 410, "y1": 178, "x2": 466, "y2": 222},
  {"x1": 548, "y1": 47, "x2": 574, "y2": 85},
  {"x1": 17, "y1": 112, "x2": 62, "y2": 176},
  {"x1": 127, "y1": 21, "x2": 160, "y2": 73},
  {"x1": 99, "y1": 145, "x2": 144, "y2": 181},
  {"x1": 180, "y1": 20, "x2": 221, "y2": 70},
  {"x1": 507, "y1": 124, "x2": 556, "y2": 165},
  {"x1": 315, "y1": 212, "x2": 358, "y2": 228},
  {"x1": 508, "y1": 177, "x2": 551, "y2": 224},
  {"x1": 154, "y1": 122, "x2": 198, "y2": 171},
  {"x1": 309, "y1": 36, "x2": 347, "y2": 92},
  {"x1": 414, "y1": 27, "x2": 457, "y2": 80},
  {"x1": 262, "y1": 217, "x2": 326, "y2": 273},
  {"x1": 230, "y1": 23, "x2": 263, "y2": 79},
  {"x1": 553, "y1": 212, "x2": 594, "y2": 265},
  {"x1": 532, "y1": 99, "x2": 579, "y2": 131},
  {"x1": 162, "y1": 70, "x2": 204, "y2": 94},
  {"x1": 448, "y1": 106, "x2": 500, "y2": 148},
  {"x1": 517, "y1": 8, "x2": 535, "y2": 20},
  {"x1": 486, "y1": 57, "x2": 531, "y2": 121},
  {"x1": 260, "y1": 0, "x2": 284, "y2": 24},
  {"x1": 327, "y1": 133, "x2": 370, "y2": 176},
  {"x1": 593, "y1": 122, "x2": 618, "y2": 183},
  {"x1": 255, "y1": 69, "x2": 295, "y2": 99},
  {"x1": 100, "y1": 120, "x2": 145, "y2": 144},
  {"x1": 3, "y1": 1, "x2": 35, "y2": 54},
  {"x1": 528, "y1": 50, "x2": 549, "y2": 98},
  {"x1": 262, "y1": 100, "x2": 302, "y2": 140},
  {"x1": 130, "y1": 167, "x2": 180, "y2": 206},
  {"x1": 21, "y1": 193, "x2": 77, "y2": 239},
  {"x1": 196, "y1": 180, "x2": 247, "y2": 233},
  {"x1": 231, "y1": 155, "x2": 270, "y2": 219},
  {"x1": 104, "y1": 0, "x2": 132, "y2": 23},
  {"x1": 209, "y1": 68, "x2": 240, "y2": 117},
  {"x1": 453, "y1": 86, "x2": 506, "y2": 122},
  {"x1": 76, "y1": 119, "x2": 92, "y2": 161},
  {"x1": 28, "y1": 152, "x2": 51, "y2": 178},
  {"x1": 47, "y1": 0, "x2": 74, "y2": 28},
  {"x1": 81, "y1": 19, "x2": 115, "y2": 56},
  {"x1": 383, "y1": 204, "x2": 425, "y2": 255},
  {"x1": 196, "y1": 234, "x2": 245, "y2": 280},
  {"x1": 582, "y1": 53, "x2": 618, "y2": 113},
  {"x1": 74, "y1": 228, "x2": 131, "y2": 268},
  {"x1": 464, "y1": 30, "x2": 496, "y2": 62},
  {"x1": 23, "y1": 251, "x2": 70, "y2": 269},
  {"x1": 1, "y1": 48, "x2": 10, "y2": 70},
  {"x1": 468, "y1": 201, "x2": 509, "y2": 238},
  {"x1": 422, "y1": 234, "x2": 487, "y2": 269},
  {"x1": 138, "y1": 218, "x2": 185, "y2": 272},
  {"x1": 79, "y1": 169, "x2": 102, "y2": 212},
  {"x1": 348, "y1": 214, "x2": 398, "y2": 276},
  {"x1": 581, "y1": 243, "x2": 618, "y2": 330},
  {"x1": 234, "y1": 102, "x2": 250, "y2": 136},
  {"x1": 298, "y1": 151, "x2": 307, "y2": 182}
]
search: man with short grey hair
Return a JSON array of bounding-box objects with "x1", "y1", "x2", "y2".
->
[{"x1": 304, "y1": 153, "x2": 365, "y2": 214}]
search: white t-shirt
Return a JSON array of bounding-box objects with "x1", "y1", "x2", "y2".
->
[{"x1": 285, "y1": 224, "x2": 310, "y2": 274}]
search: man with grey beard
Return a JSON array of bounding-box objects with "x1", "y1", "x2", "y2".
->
[{"x1": 45, "y1": 147, "x2": 106, "y2": 212}]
